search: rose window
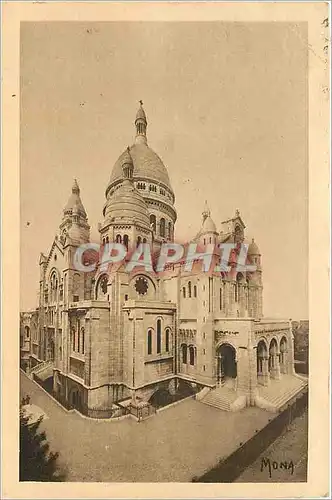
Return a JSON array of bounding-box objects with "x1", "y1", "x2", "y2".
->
[{"x1": 135, "y1": 277, "x2": 149, "y2": 296}]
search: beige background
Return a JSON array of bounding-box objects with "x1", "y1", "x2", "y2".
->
[
  {"x1": 20, "y1": 20, "x2": 308, "y2": 319},
  {"x1": 2, "y1": 2, "x2": 330, "y2": 498}
]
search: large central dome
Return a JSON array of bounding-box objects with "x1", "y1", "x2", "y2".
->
[
  {"x1": 103, "y1": 103, "x2": 177, "y2": 245},
  {"x1": 106, "y1": 102, "x2": 174, "y2": 199},
  {"x1": 108, "y1": 142, "x2": 172, "y2": 190}
]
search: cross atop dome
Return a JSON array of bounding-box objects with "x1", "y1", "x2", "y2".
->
[
  {"x1": 72, "y1": 178, "x2": 80, "y2": 194},
  {"x1": 135, "y1": 101, "x2": 147, "y2": 144},
  {"x1": 202, "y1": 200, "x2": 211, "y2": 221}
]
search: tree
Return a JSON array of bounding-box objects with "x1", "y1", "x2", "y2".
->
[{"x1": 19, "y1": 407, "x2": 65, "y2": 481}]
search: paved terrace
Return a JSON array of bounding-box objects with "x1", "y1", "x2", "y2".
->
[{"x1": 21, "y1": 372, "x2": 273, "y2": 482}]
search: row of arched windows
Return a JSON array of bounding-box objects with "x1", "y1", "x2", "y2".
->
[
  {"x1": 203, "y1": 236, "x2": 215, "y2": 245},
  {"x1": 181, "y1": 344, "x2": 196, "y2": 365},
  {"x1": 149, "y1": 215, "x2": 172, "y2": 239},
  {"x1": 71, "y1": 324, "x2": 85, "y2": 355},
  {"x1": 147, "y1": 320, "x2": 171, "y2": 355},
  {"x1": 136, "y1": 236, "x2": 148, "y2": 247},
  {"x1": 135, "y1": 182, "x2": 171, "y2": 200},
  {"x1": 102, "y1": 234, "x2": 148, "y2": 249},
  {"x1": 182, "y1": 281, "x2": 197, "y2": 299}
]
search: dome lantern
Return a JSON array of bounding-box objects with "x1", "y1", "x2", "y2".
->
[{"x1": 135, "y1": 100, "x2": 147, "y2": 145}]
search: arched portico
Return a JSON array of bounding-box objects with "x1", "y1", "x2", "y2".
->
[{"x1": 215, "y1": 343, "x2": 237, "y2": 386}]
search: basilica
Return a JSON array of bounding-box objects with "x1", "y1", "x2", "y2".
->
[{"x1": 20, "y1": 103, "x2": 307, "y2": 416}]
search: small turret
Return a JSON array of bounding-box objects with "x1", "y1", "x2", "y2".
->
[
  {"x1": 122, "y1": 147, "x2": 134, "y2": 180},
  {"x1": 60, "y1": 179, "x2": 90, "y2": 245},
  {"x1": 135, "y1": 100, "x2": 147, "y2": 145}
]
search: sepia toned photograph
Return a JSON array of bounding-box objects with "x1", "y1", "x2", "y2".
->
[
  {"x1": 18, "y1": 19, "x2": 311, "y2": 483},
  {"x1": 1, "y1": 2, "x2": 330, "y2": 498}
]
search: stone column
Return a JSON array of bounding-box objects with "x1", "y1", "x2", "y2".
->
[
  {"x1": 270, "y1": 351, "x2": 281, "y2": 380},
  {"x1": 280, "y1": 349, "x2": 287, "y2": 374},
  {"x1": 257, "y1": 354, "x2": 264, "y2": 385},
  {"x1": 214, "y1": 355, "x2": 219, "y2": 386},
  {"x1": 262, "y1": 355, "x2": 270, "y2": 386},
  {"x1": 239, "y1": 284, "x2": 245, "y2": 316},
  {"x1": 288, "y1": 329, "x2": 296, "y2": 375}
]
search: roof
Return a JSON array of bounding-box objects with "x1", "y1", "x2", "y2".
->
[
  {"x1": 64, "y1": 179, "x2": 87, "y2": 216},
  {"x1": 248, "y1": 238, "x2": 260, "y2": 255},
  {"x1": 202, "y1": 215, "x2": 217, "y2": 233},
  {"x1": 104, "y1": 179, "x2": 150, "y2": 228},
  {"x1": 107, "y1": 143, "x2": 172, "y2": 192}
]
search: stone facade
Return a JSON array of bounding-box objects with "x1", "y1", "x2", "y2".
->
[{"x1": 21, "y1": 103, "x2": 297, "y2": 413}]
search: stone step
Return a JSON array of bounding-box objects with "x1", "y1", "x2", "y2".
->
[
  {"x1": 258, "y1": 377, "x2": 307, "y2": 410},
  {"x1": 203, "y1": 399, "x2": 230, "y2": 411},
  {"x1": 200, "y1": 386, "x2": 237, "y2": 412}
]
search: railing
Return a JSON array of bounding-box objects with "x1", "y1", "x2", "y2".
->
[
  {"x1": 128, "y1": 403, "x2": 157, "y2": 421},
  {"x1": 29, "y1": 359, "x2": 53, "y2": 376}
]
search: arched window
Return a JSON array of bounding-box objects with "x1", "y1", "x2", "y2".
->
[
  {"x1": 81, "y1": 327, "x2": 85, "y2": 355},
  {"x1": 106, "y1": 236, "x2": 109, "y2": 244},
  {"x1": 156, "y1": 319, "x2": 162, "y2": 354},
  {"x1": 165, "y1": 328, "x2": 170, "y2": 352},
  {"x1": 25, "y1": 326, "x2": 30, "y2": 339},
  {"x1": 188, "y1": 281, "x2": 192, "y2": 298},
  {"x1": 182, "y1": 344, "x2": 187, "y2": 364},
  {"x1": 147, "y1": 329, "x2": 152, "y2": 355},
  {"x1": 189, "y1": 346, "x2": 195, "y2": 366},
  {"x1": 143, "y1": 238, "x2": 147, "y2": 244},
  {"x1": 96, "y1": 274, "x2": 108, "y2": 299},
  {"x1": 204, "y1": 238, "x2": 206, "y2": 245},
  {"x1": 123, "y1": 234, "x2": 129, "y2": 250},
  {"x1": 72, "y1": 273, "x2": 80, "y2": 302},
  {"x1": 235, "y1": 273, "x2": 243, "y2": 303},
  {"x1": 77, "y1": 326, "x2": 81, "y2": 353},
  {"x1": 168, "y1": 222, "x2": 172, "y2": 239},
  {"x1": 136, "y1": 236, "x2": 142, "y2": 247},
  {"x1": 182, "y1": 287, "x2": 186, "y2": 298},
  {"x1": 160, "y1": 218, "x2": 166, "y2": 237},
  {"x1": 102, "y1": 237, "x2": 106, "y2": 245},
  {"x1": 245, "y1": 278, "x2": 249, "y2": 310},
  {"x1": 116, "y1": 234, "x2": 122, "y2": 244},
  {"x1": 193, "y1": 285, "x2": 197, "y2": 298},
  {"x1": 150, "y1": 214, "x2": 156, "y2": 232},
  {"x1": 71, "y1": 326, "x2": 75, "y2": 351}
]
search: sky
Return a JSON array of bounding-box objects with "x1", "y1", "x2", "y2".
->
[{"x1": 20, "y1": 21, "x2": 308, "y2": 319}]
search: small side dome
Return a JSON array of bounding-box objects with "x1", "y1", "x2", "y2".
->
[
  {"x1": 202, "y1": 215, "x2": 217, "y2": 233},
  {"x1": 64, "y1": 179, "x2": 87, "y2": 216},
  {"x1": 248, "y1": 238, "x2": 260, "y2": 255}
]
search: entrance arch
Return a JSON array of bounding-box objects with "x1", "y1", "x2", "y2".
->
[
  {"x1": 256, "y1": 339, "x2": 268, "y2": 385},
  {"x1": 216, "y1": 343, "x2": 237, "y2": 385}
]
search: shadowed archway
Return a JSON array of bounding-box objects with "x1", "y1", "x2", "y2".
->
[{"x1": 216, "y1": 343, "x2": 237, "y2": 384}]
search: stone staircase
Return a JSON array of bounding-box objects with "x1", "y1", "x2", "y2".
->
[
  {"x1": 29, "y1": 360, "x2": 54, "y2": 381},
  {"x1": 200, "y1": 385, "x2": 239, "y2": 412},
  {"x1": 255, "y1": 374, "x2": 308, "y2": 413}
]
